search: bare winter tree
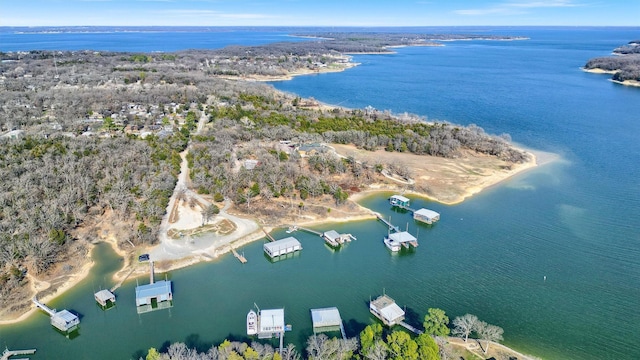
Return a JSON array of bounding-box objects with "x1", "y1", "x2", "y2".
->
[
  {"x1": 475, "y1": 321, "x2": 504, "y2": 354},
  {"x1": 452, "y1": 313, "x2": 479, "y2": 342}
]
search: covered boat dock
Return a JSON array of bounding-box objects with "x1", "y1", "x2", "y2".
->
[
  {"x1": 310, "y1": 307, "x2": 346, "y2": 339},
  {"x1": 263, "y1": 237, "x2": 302, "y2": 258}
]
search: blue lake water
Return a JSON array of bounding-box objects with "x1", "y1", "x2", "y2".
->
[{"x1": 0, "y1": 27, "x2": 639, "y2": 359}]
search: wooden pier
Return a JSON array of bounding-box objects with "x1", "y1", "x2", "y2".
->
[
  {"x1": 296, "y1": 226, "x2": 322, "y2": 236},
  {"x1": 262, "y1": 228, "x2": 276, "y2": 242},
  {"x1": 32, "y1": 297, "x2": 79, "y2": 333},
  {"x1": 376, "y1": 214, "x2": 400, "y2": 232},
  {"x1": 1, "y1": 348, "x2": 36, "y2": 360},
  {"x1": 231, "y1": 248, "x2": 247, "y2": 263}
]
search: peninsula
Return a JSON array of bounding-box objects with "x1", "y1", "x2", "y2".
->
[
  {"x1": 0, "y1": 33, "x2": 537, "y2": 323},
  {"x1": 583, "y1": 40, "x2": 640, "y2": 87}
]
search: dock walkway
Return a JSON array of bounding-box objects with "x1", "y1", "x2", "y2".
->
[
  {"x1": 262, "y1": 228, "x2": 276, "y2": 242},
  {"x1": 1, "y1": 348, "x2": 36, "y2": 360},
  {"x1": 376, "y1": 215, "x2": 400, "y2": 232},
  {"x1": 231, "y1": 248, "x2": 247, "y2": 263},
  {"x1": 396, "y1": 204, "x2": 417, "y2": 213},
  {"x1": 296, "y1": 226, "x2": 322, "y2": 236},
  {"x1": 399, "y1": 321, "x2": 423, "y2": 335}
]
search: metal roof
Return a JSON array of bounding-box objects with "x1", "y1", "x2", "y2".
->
[
  {"x1": 390, "y1": 195, "x2": 410, "y2": 203},
  {"x1": 414, "y1": 208, "x2": 440, "y2": 218},
  {"x1": 135, "y1": 280, "x2": 172, "y2": 300},
  {"x1": 323, "y1": 230, "x2": 341, "y2": 241},
  {"x1": 388, "y1": 231, "x2": 417, "y2": 243},
  {"x1": 380, "y1": 303, "x2": 405, "y2": 322},
  {"x1": 310, "y1": 307, "x2": 342, "y2": 328},
  {"x1": 259, "y1": 308, "x2": 285, "y2": 332},
  {"x1": 264, "y1": 237, "x2": 301, "y2": 251},
  {"x1": 53, "y1": 309, "x2": 79, "y2": 324},
  {"x1": 95, "y1": 289, "x2": 115, "y2": 302}
]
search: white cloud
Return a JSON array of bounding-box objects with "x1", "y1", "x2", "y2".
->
[{"x1": 455, "y1": 0, "x2": 583, "y2": 16}]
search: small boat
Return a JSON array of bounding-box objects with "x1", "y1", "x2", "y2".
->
[
  {"x1": 286, "y1": 225, "x2": 297, "y2": 234},
  {"x1": 384, "y1": 236, "x2": 401, "y2": 252},
  {"x1": 247, "y1": 310, "x2": 258, "y2": 335}
]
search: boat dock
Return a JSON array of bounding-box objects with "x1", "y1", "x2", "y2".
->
[
  {"x1": 231, "y1": 248, "x2": 247, "y2": 263},
  {"x1": 94, "y1": 289, "x2": 116, "y2": 307},
  {"x1": 287, "y1": 225, "x2": 355, "y2": 248},
  {"x1": 389, "y1": 194, "x2": 440, "y2": 224},
  {"x1": 310, "y1": 307, "x2": 347, "y2": 339},
  {"x1": 1, "y1": 348, "x2": 36, "y2": 360},
  {"x1": 264, "y1": 237, "x2": 302, "y2": 259},
  {"x1": 32, "y1": 297, "x2": 79, "y2": 333}
]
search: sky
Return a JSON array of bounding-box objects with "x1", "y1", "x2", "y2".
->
[{"x1": 1, "y1": 0, "x2": 638, "y2": 27}]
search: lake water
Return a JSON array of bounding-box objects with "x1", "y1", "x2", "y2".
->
[{"x1": 0, "y1": 27, "x2": 639, "y2": 360}]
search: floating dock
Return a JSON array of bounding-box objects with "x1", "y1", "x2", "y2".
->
[
  {"x1": 32, "y1": 297, "x2": 79, "y2": 333},
  {"x1": 1, "y1": 348, "x2": 36, "y2": 360},
  {"x1": 263, "y1": 236, "x2": 302, "y2": 259},
  {"x1": 232, "y1": 248, "x2": 247, "y2": 263}
]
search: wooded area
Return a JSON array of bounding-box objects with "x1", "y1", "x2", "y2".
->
[
  {"x1": 584, "y1": 40, "x2": 640, "y2": 82},
  {"x1": 0, "y1": 36, "x2": 529, "y2": 309}
]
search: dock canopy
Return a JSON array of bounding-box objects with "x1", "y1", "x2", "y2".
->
[
  {"x1": 390, "y1": 195, "x2": 410, "y2": 206},
  {"x1": 135, "y1": 280, "x2": 173, "y2": 306},
  {"x1": 414, "y1": 208, "x2": 440, "y2": 223},
  {"x1": 264, "y1": 237, "x2": 302, "y2": 258},
  {"x1": 387, "y1": 231, "x2": 417, "y2": 244},
  {"x1": 259, "y1": 308, "x2": 285, "y2": 334},
  {"x1": 51, "y1": 309, "x2": 80, "y2": 332},
  {"x1": 311, "y1": 307, "x2": 342, "y2": 328},
  {"x1": 94, "y1": 289, "x2": 116, "y2": 306}
]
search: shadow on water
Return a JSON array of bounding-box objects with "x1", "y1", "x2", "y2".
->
[
  {"x1": 185, "y1": 333, "x2": 214, "y2": 353},
  {"x1": 403, "y1": 307, "x2": 422, "y2": 331},
  {"x1": 344, "y1": 318, "x2": 368, "y2": 338}
]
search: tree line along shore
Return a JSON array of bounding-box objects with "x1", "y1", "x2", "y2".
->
[
  {"x1": 0, "y1": 33, "x2": 538, "y2": 358},
  {"x1": 583, "y1": 40, "x2": 640, "y2": 86}
]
